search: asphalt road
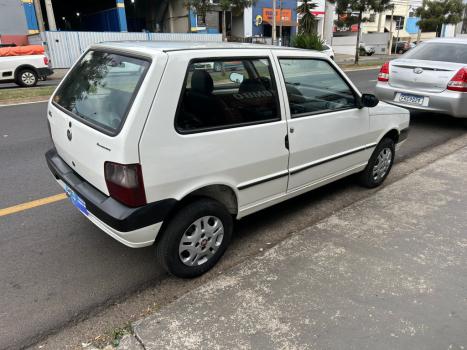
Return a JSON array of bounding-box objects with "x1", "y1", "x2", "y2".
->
[{"x1": 0, "y1": 69, "x2": 465, "y2": 350}]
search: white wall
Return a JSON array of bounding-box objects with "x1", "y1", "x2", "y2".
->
[{"x1": 331, "y1": 35, "x2": 357, "y2": 55}]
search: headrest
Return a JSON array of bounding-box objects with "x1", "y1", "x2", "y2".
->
[{"x1": 191, "y1": 70, "x2": 214, "y2": 94}]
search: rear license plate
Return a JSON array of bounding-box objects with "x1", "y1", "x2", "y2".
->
[
  {"x1": 398, "y1": 93, "x2": 424, "y2": 105},
  {"x1": 65, "y1": 185, "x2": 89, "y2": 216}
]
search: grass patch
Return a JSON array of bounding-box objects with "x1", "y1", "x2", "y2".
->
[
  {"x1": 339, "y1": 60, "x2": 387, "y2": 70},
  {"x1": 0, "y1": 85, "x2": 55, "y2": 102},
  {"x1": 108, "y1": 324, "x2": 132, "y2": 348}
]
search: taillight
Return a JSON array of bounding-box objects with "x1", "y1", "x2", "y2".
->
[
  {"x1": 447, "y1": 67, "x2": 467, "y2": 92},
  {"x1": 104, "y1": 162, "x2": 147, "y2": 207},
  {"x1": 378, "y1": 62, "x2": 390, "y2": 82},
  {"x1": 43, "y1": 56, "x2": 49, "y2": 65}
]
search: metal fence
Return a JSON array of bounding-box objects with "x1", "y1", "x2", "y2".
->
[{"x1": 37, "y1": 31, "x2": 223, "y2": 68}]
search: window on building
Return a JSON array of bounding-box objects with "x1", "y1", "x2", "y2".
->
[
  {"x1": 176, "y1": 58, "x2": 280, "y2": 132},
  {"x1": 197, "y1": 15, "x2": 206, "y2": 27},
  {"x1": 279, "y1": 58, "x2": 357, "y2": 117}
]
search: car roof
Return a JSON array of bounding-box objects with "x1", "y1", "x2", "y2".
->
[{"x1": 91, "y1": 40, "x2": 309, "y2": 56}]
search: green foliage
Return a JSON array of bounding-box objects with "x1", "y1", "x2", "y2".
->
[
  {"x1": 415, "y1": 0, "x2": 466, "y2": 32},
  {"x1": 185, "y1": 0, "x2": 256, "y2": 16},
  {"x1": 291, "y1": 33, "x2": 325, "y2": 51},
  {"x1": 184, "y1": 0, "x2": 211, "y2": 20},
  {"x1": 297, "y1": 0, "x2": 318, "y2": 35},
  {"x1": 336, "y1": 0, "x2": 393, "y2": 64},
  {"x1": 336, "y1": 0, "x2": 393, "y2": 16}
]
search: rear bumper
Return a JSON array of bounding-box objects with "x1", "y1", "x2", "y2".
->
[
  {"x1": 38, "y1": 67, "x2": 54, "y2": 78},
  {"x1": 375, "y1": 82, "x2": 467, "y2": 118},
  {"x1": 45, "y1": 148, "x2": 177, "y2": 248}
]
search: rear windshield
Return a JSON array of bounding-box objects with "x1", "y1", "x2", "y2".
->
[
  {"x1": 404, "y1": 42, "x2": 467, "y2": 64},
  {"x1": 53, "y1": 50, "x2": 150, "y2": 134}
]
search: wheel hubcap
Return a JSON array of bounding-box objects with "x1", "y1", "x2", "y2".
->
[
  {"x1": 22, "y1": 72, "x2": 35, "y2": 85},
  {"x1": 179, "y1": 216, "x2": 224, "y2": 267},
  {"x1": 372, "y1": 147, "x2": 392, "y2": 181}
]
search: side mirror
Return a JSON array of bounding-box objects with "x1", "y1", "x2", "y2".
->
[
  {"x1": 360, "y1": 93, "x2": 379, "y2": 108},
  {"x1": 229, "y1": 72, "x2": 244, "y2": 84}
]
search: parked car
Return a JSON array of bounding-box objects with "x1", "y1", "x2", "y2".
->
[
  {"x1": 375, "y1": 38, "x2": 467, "y2": 120},
  {"x1": 359, "y1": 43, "x2": 375, "y2": 56},
  {"x1": 321, "y1": 44, "x2": 335, "y2": 60},
  {"x1": 45, "y1": 42, "x2": 410, "y2": 278},
  {"x1": 392, "y1": 41, "x2": 411, "y2": 54},
  {"x1": 0, "y1": 45, "x2": 53, "y2": 87}
]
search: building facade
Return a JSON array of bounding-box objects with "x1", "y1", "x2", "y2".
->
[{"x1": 0, "y1": 0, "x2": 39, "y2": 36}]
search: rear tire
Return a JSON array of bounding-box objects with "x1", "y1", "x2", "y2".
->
[
  {"x1": 16, "y1": 69, "x2": 38, "y2": 87},
  {"x1": 155, "y1": 198, "x2": 233, "y2": 278},
  {"x1": 358, "y1": 137, "x2": 395, "y2": 188}
]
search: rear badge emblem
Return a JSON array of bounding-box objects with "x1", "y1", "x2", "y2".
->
[
  {"x1": 414, "y1": 67, "x2": 423, "y2": 74},
  {"x1": 67, "y1": 129, "x2": 72, "y2": 141}
]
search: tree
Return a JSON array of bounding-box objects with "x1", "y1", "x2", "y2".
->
[
  {"x1": 297, "y1": 0, "x2": 318, "y2": 35},
  {"x1": 336, "y1": 0, "x2": 393, "y2": 64},
  {"x1": 415, "y1": 0, "x2": 466, "y2": 36}
]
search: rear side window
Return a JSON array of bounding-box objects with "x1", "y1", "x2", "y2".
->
[
  {"x1": 53, "y1": 50, "x2": 150, "y2": 135},
  {"x1": 175, "y1": 58, "x2": 280, "y2": 133},
  {"x1": 279, "y1": 58, "x2": 356, "y2": 117},
  {"x1": 404, "y1": 43, "x2": 467, "y2": 64}
]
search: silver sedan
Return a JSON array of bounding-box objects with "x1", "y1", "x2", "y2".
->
[{"x1": 375, "y1": 38, "x2": 467, "y2": 119}]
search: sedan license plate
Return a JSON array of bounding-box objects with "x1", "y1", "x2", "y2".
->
[
  {"x1": 65, "y1": 185, "x2": 88, "y2": 216},
  {"x1": 398, "y1": 93, "x2": 424, "y2": 105}
]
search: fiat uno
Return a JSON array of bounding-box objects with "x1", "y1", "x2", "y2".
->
[{"x1": 46, "y1": 42, "x2": 410, "y2": 278}]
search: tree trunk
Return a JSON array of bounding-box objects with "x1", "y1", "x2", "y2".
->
[
  {"x1": 222, "y1": 10, "x2": 227, "y2": 41},
  {"x1": 355, "y1": 11, "x2": 362, "y2": 65}
]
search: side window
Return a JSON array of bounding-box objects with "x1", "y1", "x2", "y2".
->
[
  {"x1": 176, "y1": 58, "x2": 280, "y2": 132},
  {"x1": 279, "y1": 58, "x2": 357, "y2": 117}
]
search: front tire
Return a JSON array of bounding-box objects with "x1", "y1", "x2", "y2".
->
[
  {"x1": 358, "y1": 137, "x2": 395, "y2": 188},
  {"x1": 155, "y1": 198, "x2": 233, "y2": 278},
  {"x1": 16, "y1": 69, "x2": 38, "y2": 87}
]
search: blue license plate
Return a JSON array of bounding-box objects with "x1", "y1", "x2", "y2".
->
[{"x1": 65, "y1": 185, "x2": 88, "y2": 216}]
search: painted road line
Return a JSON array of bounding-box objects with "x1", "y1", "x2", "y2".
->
[
  {"x1": 0, "y1": 100, "x2": 49, "y2": 108},
  {"x1": 0, "y1": 193, "x2": 67, "y2": 217}
]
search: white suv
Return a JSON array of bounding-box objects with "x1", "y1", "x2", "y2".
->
[{"x1": 46, "y1": 42, "x2": 410, "y2": 278}]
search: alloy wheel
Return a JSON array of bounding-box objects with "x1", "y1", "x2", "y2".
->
[
  {"x1": 22, "y1": 72, "x2": 36, "y2": 86},
  {"x1": 372, "y1": 147, "x2": 392, "y2": 182},
  {"x1": 178, "y1": 216, "x2": 224, "y2": 266}
]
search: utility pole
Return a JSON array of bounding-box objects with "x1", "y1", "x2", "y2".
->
[
  {"x1": 396, "y1": 17, "x2": 401, "y2": 52},
  {"x1": 388, "y1": 8, "x2": 394, "y2": 55},
  {"x1": 33, "y1": 0, "x2": 46, "y2": 32},
  {"x1": 272, "y1": 0, "x2": 277, "y2": 45},
  {"x1": 44, "y1": 0, "x2": 57, "y2": 30},
  {"x1": 279, "y1": 0, "x2": 283, "y2": 46}
]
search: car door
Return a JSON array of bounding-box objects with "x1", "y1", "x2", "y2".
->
[
  {"x1": 273, "y1": 54, "x2": 374, "y2": 192},
  {"x1": 139, "y1": 50, "x2": 290, "y2": 216}
]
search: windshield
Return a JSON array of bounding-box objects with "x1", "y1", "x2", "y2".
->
[
  {"x1": 53, "y1": 50, "x2": 150, "y2": 134},
  {"x1": 403, "y1": 42, "x2": 467, "y2": 64}
]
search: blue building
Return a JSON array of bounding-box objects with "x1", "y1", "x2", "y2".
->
[{"x1": 251, "y1": 0, "x2": 298, "y2": 41}]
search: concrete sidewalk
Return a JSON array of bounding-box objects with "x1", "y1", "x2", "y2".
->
[{"x1": 130, "y1": 147, "x2": 467, "y2": 350}]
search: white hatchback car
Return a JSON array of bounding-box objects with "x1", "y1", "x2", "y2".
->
[{"x1": 46, "y1": 42, "x2": 410, "y2": 278}]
